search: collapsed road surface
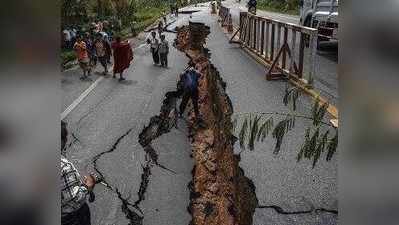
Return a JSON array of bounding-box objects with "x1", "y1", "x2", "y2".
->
[{"x1": 61, "y1": 2, "x2": 337, "y2": 225}]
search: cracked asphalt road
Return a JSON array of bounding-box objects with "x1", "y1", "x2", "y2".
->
[
  {"x1": 62, "y1": 3, "x2": 337, "y2": 225},
  {"x1": 62, "y1": 11, "x2": 195, "y2": 225}
]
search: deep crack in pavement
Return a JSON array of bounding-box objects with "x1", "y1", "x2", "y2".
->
[
  {"x1": 92, "y1": 128, "x2": 133, "y2": 183},
  {"x1": 135, "y1": 88, "x2": 182, "y2": 217},
  {"x1": 91, "y1": 128, "x2": 145, "y2": 225},
  {"x1": 257, "y1": 205, "x2": 338, "y2": 215}
]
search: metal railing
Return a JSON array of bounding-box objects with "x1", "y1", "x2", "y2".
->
[{"x1": 229, "y1": 11, "x2": 318, "y2": 84}]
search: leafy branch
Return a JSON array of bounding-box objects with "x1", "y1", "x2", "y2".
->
[{"x1": 233, "y1": 86, "x2": 338, "y2": 168}]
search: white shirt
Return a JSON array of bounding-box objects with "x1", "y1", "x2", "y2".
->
[
  {"x1": 150, "y1": 37, "x2": 159, "y2": 49},
  {"x1": 63, "y1": 30, "x2": 71, "y2": 41}
]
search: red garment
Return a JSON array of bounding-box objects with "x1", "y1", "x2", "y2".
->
[{"x1": 112, "y1": 41, "x2": 133, "y2": 73}]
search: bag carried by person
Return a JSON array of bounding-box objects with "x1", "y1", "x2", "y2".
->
[{"x1": 183, "y1": 69, "x2": 199, "y2": 91}]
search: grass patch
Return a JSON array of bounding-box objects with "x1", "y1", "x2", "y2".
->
[
  {"x1": 61, "y1": 50, "x2": 76, "y2": 67},
  {"x1": 116, "y1": 5, "x2": 168, "y2": 39}
]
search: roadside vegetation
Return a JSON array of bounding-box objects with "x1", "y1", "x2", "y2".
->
[
  {"x1": 61, "y1": 0, "x2": 206, "y2": 68},
  {"x1": 257, "y1": 0, "x2": 300, "y2": 15}
]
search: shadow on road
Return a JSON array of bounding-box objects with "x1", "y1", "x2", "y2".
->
[{"x1": 317, "y1": 42, "x2": 338, "y2": 63}]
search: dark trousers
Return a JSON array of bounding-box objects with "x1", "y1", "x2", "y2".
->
[
  {"x1": 160, "y1": 53, "x2": 168, "y2": 67},
  {"x1": 62, "y1": 203, "x2": 91, "y2": 225},
  {"x1": 179, "y1": 89, "x2": 199, "y2": 117},
  {"x1": 98, "y1": 56, "x2": 108, "y2": 71},
  {"x1": 151, "y1": 48, "x2": 159, "y2": 64}
]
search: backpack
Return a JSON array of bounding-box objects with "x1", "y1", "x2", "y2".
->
[
  {"x1": 183, "y1": 69, "x2": 199, "y2": 91},
  {"x1": 248, "y1": 0, "x2": 257, "y2": 7}
]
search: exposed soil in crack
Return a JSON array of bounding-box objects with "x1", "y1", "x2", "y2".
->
[
  {"x1": 175, "y1": 21, "x2": 258, "y2": 225},
  {"x1": 173, "y1": 20, "x2": 338, "y2": 225}
]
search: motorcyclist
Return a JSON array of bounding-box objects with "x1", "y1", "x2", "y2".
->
[{"x1": 247, "y1": 0, "x2": 257, "y2": 14}]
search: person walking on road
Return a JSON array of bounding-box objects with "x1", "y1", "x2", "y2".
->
[
  {"x1": 73, "y1": 35, "x2": 91, "y2": 80},
  {"x1": 175, "y1": 3, "x2": 179, "y2": 17},
  {"x1": 163, "y1": 15, "x2": 167, "y2": 27},
  {"x1": 111, "y1": 36, "x2": 133, "y2": 81},
  {"x1": 247, "y1": 0, "x2": 257, "y2": 14},
  {"x1": 159, "y1": 34, "x2": 169, "y2": 68},
  {"x1": 158, "y1": 20, "x2": 164, "y2": 37},
  {"x1": 84, "y1": 33, "x2": 96, "y2": 74},
  {"x1": 63, "y1": 27, "x2": 72, "y2": 49},
  {"x1": 148, "y1": 31, "x2": 160, "y2": 65},
  {"x1": 61, "y1": 121, "x2": 96, "y2": 225},
  {"x1": 94, "y1": 33, "x2": 111, "y2": 75},
  {"x1": 179, "y1": 61, "x2": 201, "y2": 119}
]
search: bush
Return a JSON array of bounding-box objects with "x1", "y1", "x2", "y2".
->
[{"x1": 61, "y1": 50, "x2": 76, "y2": 65}]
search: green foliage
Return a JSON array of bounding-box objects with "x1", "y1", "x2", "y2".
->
[
  {"x1": 257, "y1": 117, "x2": 273, "y2": 143},
  {"x1": 326, "y1": 130, "x2": 338, "y2": 161},
  {"x1": 283, "y1": 86, "x2": 300, "y2": 111},
  {"x1": 61, "y1": 50, "x2": 76, "y2": 65},
  {"x1": 296, "y1": 128, "x2": 310, "y2": 162},
  {"x1": 257, "y1": 0, "x2": 300, "y2": 15},
  {"x1": 312, "y1": 98, "x2": 328, "y2": 126},
  {"x1": 239, "y1": 117, "x2": 249, "y2": 149},
  {"x1": 312, "y1": 129, "x2": 328, "y2": 168},
  {"x1": 272, "y1": 115, "x2": 295, "y2": 154},
  {"x1": 233, "y1": 87, "x2": 338, "y2": 168},
  {"x1": 238, "y1": 114, "x2": 274, "y2": 151}
]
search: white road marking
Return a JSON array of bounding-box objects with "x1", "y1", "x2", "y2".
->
[
  {"x1": 61, "y1": 42, "x2": 151, "y2": 120},
  {"x1": 135, "y1": 43, "x2": 147, "y2": 49},
  {"x1": 61, "y1": 76, "x2": 105, "y2": 120}
]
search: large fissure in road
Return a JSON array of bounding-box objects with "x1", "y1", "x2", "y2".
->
[
  {"x1": 134, "y1": 21, "x2": 259, "y2": 225},
  {"x1": 88, "y1": 19, "x2": 336, "y2": 225},
  {"x1": 175, "y1": 22, "x2": 258, "y2": 225}
]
